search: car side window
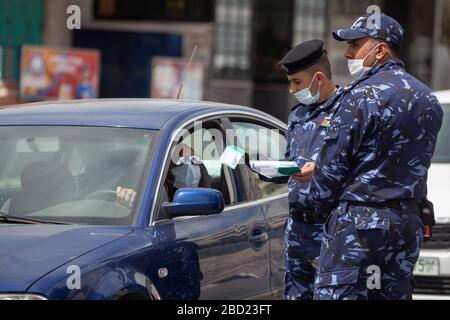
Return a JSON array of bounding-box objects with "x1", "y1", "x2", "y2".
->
[
  {"x1": 157, "y1": 121, "x2": 236, "y2": 220},
  {"x1": 230, "y1": 120, "x2": 288, "y2": 200}
]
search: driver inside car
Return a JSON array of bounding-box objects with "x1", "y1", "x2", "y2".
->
[{"x1": 116, "y1": 143, "x2": 211, "y2": 208}]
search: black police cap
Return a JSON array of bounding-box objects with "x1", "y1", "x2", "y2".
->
[{"x1": 278, "y1": 39, "x2": 327, "y2": 75}]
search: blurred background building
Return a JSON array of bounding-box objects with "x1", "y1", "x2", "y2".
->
[{"x1": 0, "y1": 0, "x2": 449, "y2": 121}]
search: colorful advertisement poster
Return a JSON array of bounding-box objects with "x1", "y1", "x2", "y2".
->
[
  {"x1": 151, "y1": 57, "x2": 204, "y2": 100},
  {"x1": 20, "y1": 45, "x2": 100, "y2": 101}
]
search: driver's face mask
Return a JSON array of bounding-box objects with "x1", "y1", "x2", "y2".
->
[{"x1": 171, "y1": 156, "x2": 202, "y2": 189}]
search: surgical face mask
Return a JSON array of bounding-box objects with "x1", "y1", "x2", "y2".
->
[
  {"x1": 171, "y1": 164, "x2": 201, "y2": 189},
  {"x1": 347, "y1": 44, "x2": 381, "y2": 80},
  {"x1": 292, "y1": 73, "x2": 321, "y2": 105}
]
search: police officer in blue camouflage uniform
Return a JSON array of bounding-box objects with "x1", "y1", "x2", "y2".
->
[
  {"x1": 275, "y1": 40, "x2": 345, "y2": 299},
  {"x1": 307, "y1": 13, "x2": 444, "y2": 300}
]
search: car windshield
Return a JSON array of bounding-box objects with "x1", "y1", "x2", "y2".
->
[
  {"x1": 433, "y1": 103, "x2": 450, "y2": 163},
  {"x1": 0, "y1": 126, "x2": 156, "y2": 225}
]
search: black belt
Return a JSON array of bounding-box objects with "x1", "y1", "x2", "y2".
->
[{"x1": 289, "y1": 205, "x2": 321, "y2": 224}]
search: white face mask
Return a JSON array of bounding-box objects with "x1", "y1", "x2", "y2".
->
[
  {"x1": 347, "y1": 44, "x2": 381, "y2": 80},
  {"x1": 171, "y1": 164, "x2": 201, "y2": 189},
  {"x1": 292, "y1": 73, "x2": 321, "y2": 105}
]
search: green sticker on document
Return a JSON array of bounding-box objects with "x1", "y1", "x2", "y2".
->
[
  {"x1": 220, "y1": 145, "x2": 245, "y2": 169},
  {"x1": 278, "y1": 166, "x2": 300, "y2": 175}
]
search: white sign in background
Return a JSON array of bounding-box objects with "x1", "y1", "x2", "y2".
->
[{"x1": 151, "y1": 57, "x2": 205, "y2": 101}]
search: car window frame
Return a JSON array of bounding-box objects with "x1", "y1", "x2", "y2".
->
[
  {"x1": 152, "y1": 116, "x2": 239, "y2": 223},
  {"x1": 149, "y1": 110, "x2": 288, "y2": 226}
]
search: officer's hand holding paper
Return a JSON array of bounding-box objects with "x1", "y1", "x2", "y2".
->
[
  {"x1": 219, "y1": 145, "x2": 301, "y2": 179},
  {"x1": 249, "y1": 161, "x2": 301, "y2": 179},
  {"x1": 291, "y1": 161, "x2": 315, "y2": 183}
]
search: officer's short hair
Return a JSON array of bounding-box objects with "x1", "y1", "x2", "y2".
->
[
  {"x1": 304, "y1": 55, "x2": 332, "y2": 81},
  {"x1": 387, "y1": 42, "x2": 401, "y2": 57},
  {"x1": 372, "y1": 37, "x2": 401, "y2": 58}
]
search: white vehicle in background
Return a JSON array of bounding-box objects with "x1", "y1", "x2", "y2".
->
[{"x1": 413, "y1": 90, "x2": 450, "y2": 299}]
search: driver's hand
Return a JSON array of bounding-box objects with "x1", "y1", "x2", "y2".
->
[{"x1": 116, "y1": 186, "x2": 136, "y2": 208}]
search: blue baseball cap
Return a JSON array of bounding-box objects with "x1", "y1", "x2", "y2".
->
[{"x1": 333, "y1": 13, "x2": 405, "y2": 46}]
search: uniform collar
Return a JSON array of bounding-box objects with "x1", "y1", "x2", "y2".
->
[
  {"x1": 317, "y1": 85, "x2": 344, "y2": 112},
  {"x1": 366, "y1": 58, "x2": 405, "y2": 77},
  {"x1": 309, "y1": 85, "x2": 344, "y2": 118}
]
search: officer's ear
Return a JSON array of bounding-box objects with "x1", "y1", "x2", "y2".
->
[
  {"x1": 375, "y1": 42, "x2": 389, "y2": 61},
  {"x1": 315, "y1": 72, "x2": 325, "y2": 85}
]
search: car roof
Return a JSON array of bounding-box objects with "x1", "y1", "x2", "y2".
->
[
  {"x1": 434, "y1": 90, "x2": 450, "y2": 104},
  {"x1": 0, "y1": 99, "x2": 283, "y2": 130}
]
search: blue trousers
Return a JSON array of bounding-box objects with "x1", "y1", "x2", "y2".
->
[
  {"x1": 284, "y1": 217, "x2": 323, "y2": 300},
  {"x1": 314, "y1": 201, "x2": 424, "y2": 300}
]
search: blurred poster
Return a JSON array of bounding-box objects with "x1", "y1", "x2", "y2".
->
[
  {"x1": 20, "y1": 45, "x2": 100, "y2": 101},
  {"x1": 151, "y1": 57, "x2": 204, "y2": 100}
]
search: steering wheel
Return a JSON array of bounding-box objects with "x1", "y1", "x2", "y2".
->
[{"x1": 85, "y1": 189, "x2": 117, "y2": 202}]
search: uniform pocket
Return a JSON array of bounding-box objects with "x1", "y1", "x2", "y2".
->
[
  {"x1": 349, "y1": 206, "x2": 396, "y2": 254},
  {"x1": 349, "y1": 205, "x2": 393, "y2": 231},
  {"x1": 354, "y1": 216, "x2": 391, "y2": 230},
  {"x1": 314, "y1": 268, "x2": 359, "y2": 300},
  {"x1": 315, "y1": 268, "x2": 359, "y2": 287}
]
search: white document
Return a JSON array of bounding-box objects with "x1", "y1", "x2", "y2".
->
[
  {"x1": 220, "y1": 145, "x2": 245, "y2": 169},
  {"x1": 250, "y1": 160, "x2": 300, "y2": 178}
]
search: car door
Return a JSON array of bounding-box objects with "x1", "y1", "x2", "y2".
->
[
  {"x1": 224, "y1": 116, "x2": 289, "y2": 299},
  {"x1": 152, "y1": 116, "x2": 271, "y2": 300}
]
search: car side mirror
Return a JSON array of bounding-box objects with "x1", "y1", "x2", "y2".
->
[{"x1": 162, "y1": 188, "x2": 225, "y2": 219}]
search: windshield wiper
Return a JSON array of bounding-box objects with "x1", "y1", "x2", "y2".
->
[{"x1": 0, "y1": 212, "x2": 69, "y2": 225}]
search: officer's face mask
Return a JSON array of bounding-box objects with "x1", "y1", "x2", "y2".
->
[
  {"x1": 347, "y1": 44, "x2": 381, "y2": 80},
  {"x1": 292, "y1": 73, "x2": 321, "y2": 105},
  {"x1": 171, "y1": 157, "x2": 202, "y2": 189}
]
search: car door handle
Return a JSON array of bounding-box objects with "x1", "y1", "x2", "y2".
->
[{"x1": 249, "y1": 232, "x2": 268, "y2": 243}]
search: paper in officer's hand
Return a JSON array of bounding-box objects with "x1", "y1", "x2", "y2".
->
[{"x1": 250, "y1": 160, "x2": 300, "y2": 178}]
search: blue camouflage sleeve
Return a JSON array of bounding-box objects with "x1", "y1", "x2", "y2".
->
[{"x1": 309, "y1": 87, "x2": 380, "y2": 217}]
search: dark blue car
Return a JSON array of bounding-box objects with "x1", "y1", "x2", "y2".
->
[{"x1": 0, "y1": 99, "x2": 289, "y2": 300}]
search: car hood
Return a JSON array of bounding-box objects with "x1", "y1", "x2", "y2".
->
[
  {"x1": 0, "y1": 224, "x2": 133, "y2": 292},
  {"x1": 428, "y1": 163, "x2": 450, "y2": 223}
]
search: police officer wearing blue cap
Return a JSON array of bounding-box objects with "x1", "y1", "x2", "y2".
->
[
  {"x1": 274, "y1": 39, "x2": 345, "y2": 299},
  {"x1": 307, "y1": 13, "x2": 444, "y2": 299}
]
